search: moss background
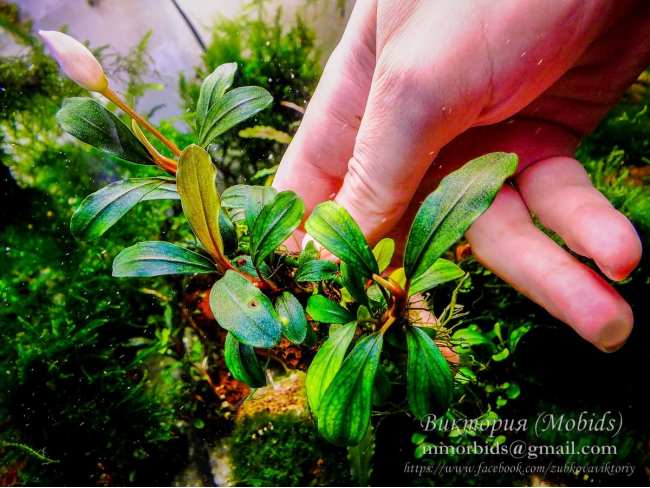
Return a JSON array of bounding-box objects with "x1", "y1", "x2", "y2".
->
[{"x1": 1, "y1": 1, "x2": 649, "y2": 486}]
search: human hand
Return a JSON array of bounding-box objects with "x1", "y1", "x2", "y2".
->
[{"x1": 273, "y1": 0, "x2": 650, "y2": 351}]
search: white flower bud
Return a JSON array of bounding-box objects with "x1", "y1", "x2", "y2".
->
[{"x1": 39, "y1": 30, "x2": 108, "y2": 93}]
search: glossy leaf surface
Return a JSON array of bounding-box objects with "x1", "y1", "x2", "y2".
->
[
  {"x1": 404, "y1": 152, "x2": 517, "y2": 280},
  {"x1": 210, "y1": 270, "x2": 282, "y2": 347},
  {"x1": 112, "y1": 241, "x2": 215, "y2": 277}
]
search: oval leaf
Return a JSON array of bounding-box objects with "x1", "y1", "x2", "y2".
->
[
  {"x1": 221, "y1": 184, "x2": 277, "y2": 228},
  {"x1": 408, "y1": 259, "x2": 465, "y2": 296},
  {"x1": 209, "y1": 270, "x2": 282, "y2": 347},
  {"x1": 406, "y1": 327, "x2": 453, "y2": 419},
  {"x1": 372, "y1": 238, "x2": 395, "y2": 273},
  {"x1": 306, "y1": 295, "x2": 354, "y2": 324},
  {"x1": 224, "y1": 332, "x2": 266, "y2": 388},
  {"x1": 176, "y1": 145, "x2": 224, "y2": 263},
  {"x1": 404, "y1": 152, "x2": 518, "y2": 280},
  {"x1": 56, "y1": 97, "x2": 154, "y2": 164},
  {"x1": 318, "y1": 333, "x2": 384, "y2": 446},
  {"x1": 305, "y1": 201, "x2": 378, "y2": 278},
  {"x1": 71, "y1": 178, "x2": 173, "y2": 240},
  {"x1": 274, "y1": 291, "x2": 308, "y2": 344},
  {"x1": 112, "y1": 241, "x2": 215, "y2": 277},
  {"x1": 295, "y1": 259, "x2": 338, "y2": 282},
  {"x1": 199, "y1": 86, "x2": 273, "y2": 146},
  {"x1": 306, "y1": 321, "x2": 357, "y2": 416},
  {"x1": 196, "y1": 62, "x2": 237, "y2": 134},
  {"x1": 251, "y1": 191, "x2": 304, "y2": 266}
]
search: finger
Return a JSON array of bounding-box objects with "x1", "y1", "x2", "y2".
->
[
  {"x1": 272, "y1": 0, "x2": 377, "y2": 212},
  {"x1": 516, "y1": 156, "x2": 642, "y2": 281},
  {"x1": 466, "y1": 186, "x2": 633, "y2": 352}
]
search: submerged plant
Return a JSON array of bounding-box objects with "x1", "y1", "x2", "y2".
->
[{"x1": 45, "y1": 31, "x2": 517, "y2": 447}]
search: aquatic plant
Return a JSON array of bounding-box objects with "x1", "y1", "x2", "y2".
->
[{"x1": 45, "y1": 31, "x2": 517, "y2": 447}]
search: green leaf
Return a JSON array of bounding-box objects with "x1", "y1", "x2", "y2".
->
[
  {"x1": 112, "y1": 241, "x2": 215, "y2": 277},
  {"x1": 305, "y1": 201, "x2": 378, "y2": 278},
  {"x1": 221, "y1": 184, "x2": 277, "y2": 228},
  {"x1": 306, "y1": 321, "x2": 357, "y2": 416},
  {"x1": 141, "y1": 181, "x2": 179, "y2": 201},
  {"x1": 177, "y1": 144, "x2": 224, "y2": 263},
  {"x1": 492, "y1": 348, "x2": 510, "y2": 362},
  {"x1": 404, "y1": 152, "x2": 518, "y2": 280},
  {"x1": 231, "y1": 255, "x2": 271, "y2": 279},
  {"x1": 372, "y1": 238, "x2": 395, "y2": 273},
  {"x1": 347, "y1": 424, "x2": 375, "y2": 486},
  {"x1": 406, "y1": 327, "x2": 453, "y2": 419},
  {"x1": 199, "y1": 86, "x2": 273, "y2": 146},
  {"x1": 318, "y1": 333, "x2": 384, "y2": 446},
  {"x1": 452, "y1": 327, "x2": 491, "y2": 347},
  {"x1": 196, "y1": 62, "x2": 237, "y2": 134},
  {"x1": 341, "y1": 262, "x2": 369, "y2": 307},
  {"x1": 224, "y1": 332, "x2": 266, "y2": 388},
  {"x1": 238, "y1": 125, "x2": 292, "y2": 144},
  {"x1": 306, "y1": 295, "x2": 354, "y2": 324},
  {"x1": 56, "y1": 97, "x2": 154, "y2": 164},
  {"x1": 274, "y1": 291, "x2": 308, "y2": 344},
  {"x1": 509, "y1": 324, "x2": 533, "y2": 352},
  {"x1": 70, "y1": 178, "x2": 173, "y2": 240},
  {"x1": 408, "y1": 259, "x2": 465, "y2": 296},
  {"x1": 219, "y1": 211, "x2": 238, "y2": 255},
  {"x1": 298, "y1": 240, "x2": 320, "y2": 266},
  {"x1": 209, "y1": 270, "x2": 282, "y2": 347},
  {"x1": 251, "y1": 191, "x2": 304, "y2": 266},
  {"x1": 295, "y1": 259, "x2": 338, "y2": 282}
]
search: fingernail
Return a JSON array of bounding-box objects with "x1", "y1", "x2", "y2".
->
[{"x1": 599, "y1": 339, "x2": 626, "y2": 353}]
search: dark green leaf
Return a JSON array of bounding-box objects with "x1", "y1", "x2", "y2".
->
[
  {"x1": 408, "y1": 259, "x2": 465, "y2": 296},
  {"x1": 57, "y1": 97, "x2": 154, "y2": 164},
  {"x1": 224, "y1": 332, "x2": 266, "y2": 388},
  {"x1": 221, "y1": 184, "x2": 277, "y2": 229},
  {"x1": 210, "y1": 270, "x2": 282, "y2": 347},
  {"x1": 177, "y1": 144, "x2": 224, "y2": 262},
  {"x1": 305, "y1": 201, "x2": 378, "y2": 278},
  {"x1": 199, "y1": 86, "x2": 273, "y2": 146},
  {"x1": 112, "y1": 241, "x2": 215, "y2": 277},
  {"x1": 295, "y1": 259, "x2": 338, "y2": 282},
  {"x1": 372, "y1": 365, "x2": 391, "y2": 406},
  {"x1": 305, "y1": 321, "x2": 357, "y2": 416},
  {"x1": 406, "y1": 327, "x2": 453, "y2": 419},
  {"x1": 404, "y1": 152, "x2": 518, "y2": 280},
  {"x1": 196, "y1": 62, "x2": 237, "y2": 134},
  {"x1": 306, "y1": 295, "x2": 354, "y2": 324},
  {"x1": 274, "y1": 291, "x2": 308, "y2": 344},
  {"x1": 341, "y1": 262, "x2": 369, "y2": 307},
  {"x1": 372, "y1": 238, "x2": 395, "y2": 273},
  {"x1": 251, "y1": 191, "x2": 304, "y2": 266},
  {"x1": 219, "y1": 211, "x2": 238, "y2": 255},
  {"x1": 71, "y1": 178, "x2": 175, "y2": 240},
  {"x1": 318, "y1": 333, "x2": 384, "y2": 446}
]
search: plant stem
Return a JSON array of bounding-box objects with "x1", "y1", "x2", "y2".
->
[
  {"x1": 372, "y1": 273, "x2": 405, "y2": 298},
  {"x1": 102, "y1": 86, "x2": 182, "y2": 157}
]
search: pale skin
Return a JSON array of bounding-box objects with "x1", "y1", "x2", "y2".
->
[{"x1": 274, "y1": 0, "x2": 650, "y2": 352}]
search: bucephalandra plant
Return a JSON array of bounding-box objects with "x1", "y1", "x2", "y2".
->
[{"x1": 44, "y1": 31, "x2": 518, "y2": 446}]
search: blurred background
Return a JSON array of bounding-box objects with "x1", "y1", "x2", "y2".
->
[{"x1": 1, "y1": 1, "x2": 649, "y2": 486}]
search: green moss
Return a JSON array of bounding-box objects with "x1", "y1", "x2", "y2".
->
[{"x1": 230, "y1": 413, "x2": 351, "y2": 486}]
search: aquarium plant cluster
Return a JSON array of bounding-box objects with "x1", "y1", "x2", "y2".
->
[{"x1": 42, "y1": 30, "x2": 517, "y2": 447}]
